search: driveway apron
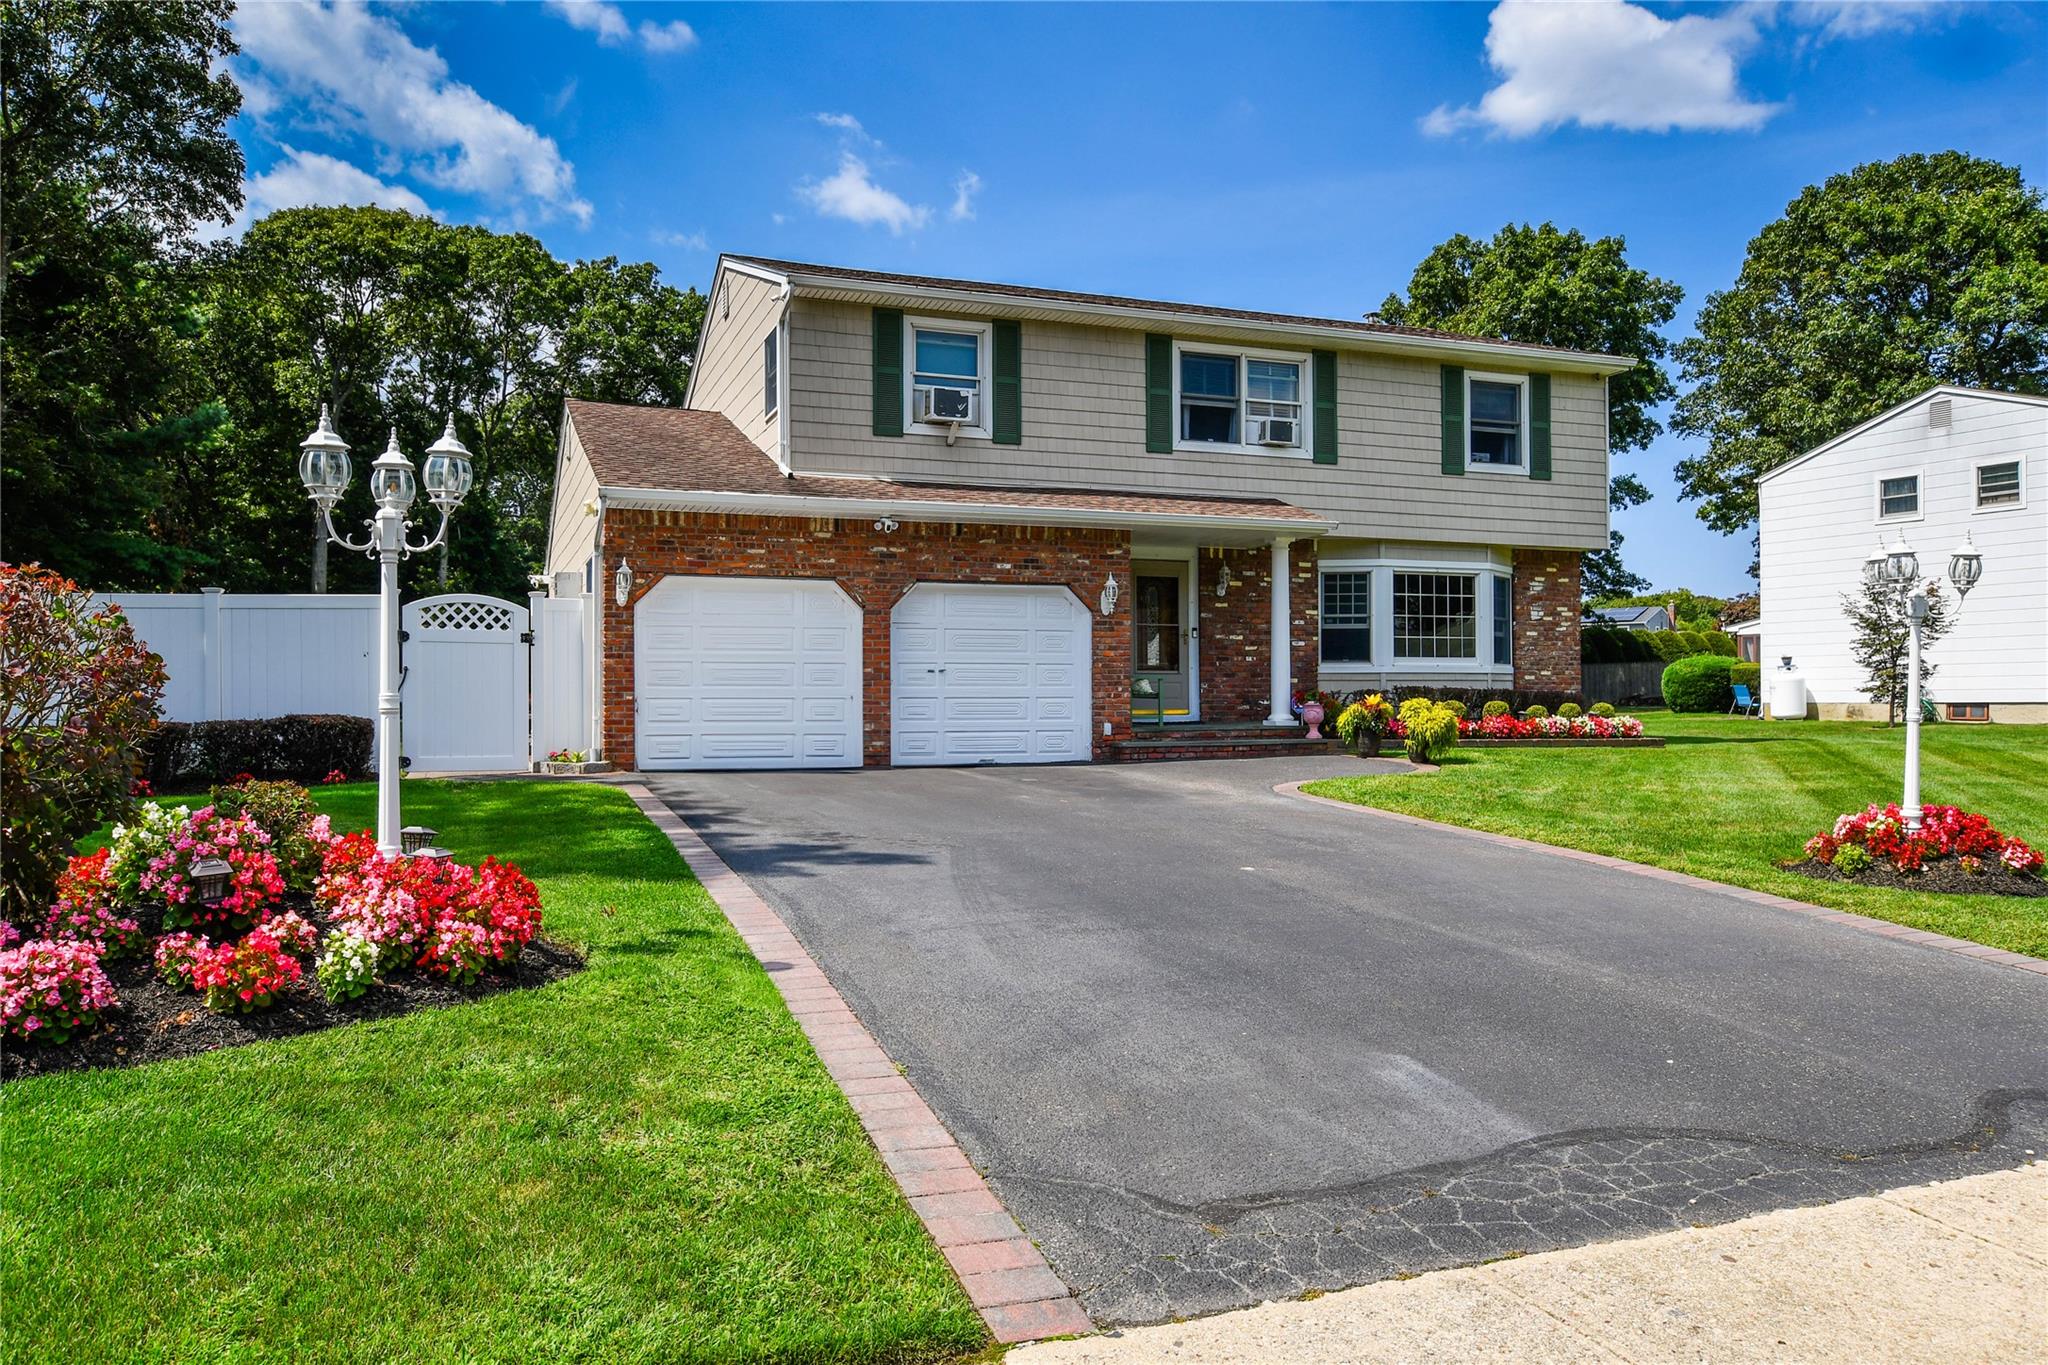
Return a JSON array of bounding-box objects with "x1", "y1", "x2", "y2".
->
[{"x1": 645, "y1": 757, "x2": 2048, "y2": 1325}]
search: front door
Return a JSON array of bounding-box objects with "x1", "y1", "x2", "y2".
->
[{"x1": 1132, "y1": 559, "x2": 1192, "y2": 721}]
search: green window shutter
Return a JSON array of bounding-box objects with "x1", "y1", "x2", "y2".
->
[
  {"x1": 1144, "y1": 333, "x2": 1173, "y2": 454},
  {"x1": 871, "y1": 307, "x2": 903, "y2": 437},
  {"x1": 1311, "y1": 350, "x2": 1338, "y2": 464},
  {"x1": 992, "y1": 319, "x2": 1022, "y2": 445},
  {"x1": 1530, "y1": 373, "x2": 1552, "y2": 480},
  {"x1": 1439, "y1": 364, "x2": 1465, "y2": 475}
]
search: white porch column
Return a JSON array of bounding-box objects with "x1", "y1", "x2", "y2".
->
[{"x1": 1266, "y1": 536, "x2": 1295, "y2": 725}]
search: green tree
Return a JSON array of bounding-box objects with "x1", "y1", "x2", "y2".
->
[
  {"x1": 1843, "y1": 576, "x2": 1953, "y2": 727},
  {"x1": 0, "y1": 0, "x2": 243, "y2": 588},
  {"x1": 1675, "y1": 152, "x2": 2048, "y2": 532},
  {"x1": 1379, "y1": 223, "x2": 1682, "y2": 596}
]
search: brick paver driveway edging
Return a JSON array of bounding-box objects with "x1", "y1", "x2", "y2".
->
[
  {"x1": 1278, "y1": 780, "x2": 2048, "y2": 979},
  {"x1": 619, "y1": 782, "x2": 1092, "y2": 1346}
]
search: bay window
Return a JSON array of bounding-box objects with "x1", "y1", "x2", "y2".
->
[
  {"x1": 1320, "y1": 571, "x2": 1371, "y2": 664},
  {"x1": 1492, "y1": 574, "x2": 1512, "y2": 666},
  {"x1": 1394, "y1": 572, "x2": 1477, "y2": 659}
]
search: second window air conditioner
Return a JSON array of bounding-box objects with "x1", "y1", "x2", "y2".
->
[
  {"x1": 916, "y1": 386, "x2": 976, "y2": 424},
  {"x1": 1256, "y1": 417, "x2": 1298, "y2": 447}
]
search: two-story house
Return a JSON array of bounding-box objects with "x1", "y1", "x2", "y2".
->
[{"x1": 544, "y1": 255, "x2": 1632, "y2": 770}]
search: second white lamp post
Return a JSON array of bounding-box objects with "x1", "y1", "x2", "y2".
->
[
  {"x1": 298, "y1": 408, "x2": 474, "y2": 855},
  {"x1": 1861, "y1": 530, "x2": 1983, "y2": 833}
]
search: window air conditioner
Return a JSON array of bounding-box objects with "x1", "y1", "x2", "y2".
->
[
  {"x1": 916, "y1": 386, "x2": 976, "y2": 424},
  {"x1": 1257, "y1": 417, "x2": 1297, "y2": 447}
]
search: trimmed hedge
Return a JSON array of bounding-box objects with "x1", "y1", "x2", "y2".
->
[
  {"x1": 1730, "y1": 662, "x2": 1762, "y2": 691},
  {"x1": 139, "y1": 714, "x2": 373, "y2": 790},
  {"x1": 1661, "y1": 655, "x2": 1739, "y2": 713}
]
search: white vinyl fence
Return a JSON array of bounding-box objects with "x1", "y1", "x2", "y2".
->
[{"x1": 93, "y1": 587, "x2": 591, "y2": 772}]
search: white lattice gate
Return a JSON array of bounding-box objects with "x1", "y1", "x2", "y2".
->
[{"x1": 401, "y1": 594, "x2": 530, "y2": 771}]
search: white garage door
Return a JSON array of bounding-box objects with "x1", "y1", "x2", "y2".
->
[
  {"x1": 634, "y1": 576, "x2": 862, "y2": 770},
  {"x1": 891, "y1": 584, "x2": 1091, "y2": 766}
]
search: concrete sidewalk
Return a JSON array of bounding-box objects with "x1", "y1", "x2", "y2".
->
[{"x1": 1013, "y1": 1163, "x2": 2047, "y2": 1363}]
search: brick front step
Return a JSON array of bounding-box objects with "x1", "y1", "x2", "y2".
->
[{"x1": 1109, "y1": 734, "x2": 1341, "y2": 762}]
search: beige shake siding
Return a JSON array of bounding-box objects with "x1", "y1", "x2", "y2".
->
[
  {"x1": 545, "y1": 419, "x2": 600, "y2": 581},
  {"x1": 691, "y1": 268, "x2": 784, "y2": 458},
  {"x1": 787, "y1": 298, "x2": 1610, "y2": 550}
]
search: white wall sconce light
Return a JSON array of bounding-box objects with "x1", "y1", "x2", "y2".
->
[
  {"x1": 613, "y1": 559, "x2": 633, "y2": 607},
  {"x1": 872, "y1": 517, "x2": 900, "y2": 534},
  {"x1": 1098, "y1": 573, "x2": 1120, "y2": 617},
  {"x1": 1215, "y1": 563, "x2": 1234, "y2": 598}
]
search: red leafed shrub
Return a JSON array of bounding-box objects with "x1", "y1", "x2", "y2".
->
[
  {"x1": 143, "y1": 807, "x2": 286, "y2": 932},
  {"x1": 0, "y1": 563, "x2": 167, "y2": 928},
  {"x1": 316, "y1": 836, "x2": 543, "y2": 985},
  {"x1": 1, "y1": 938, "x2": 118, "y2": 1042},
  {"x1": 1816, "y1": 803, "x2": 2044, "y2": 879},
  {"x1": 41, "y1": 849, "x2": 145, "y2": 958},
  {"x1": 190, "y1": 929, "x2": 302, "y2": 1013}
]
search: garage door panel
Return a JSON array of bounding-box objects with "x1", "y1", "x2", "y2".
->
[
  {"x1": 892, "y1": 584, "x2": 1090, "y2": 767},
  {"x1": 635, "y1": 576, "x2": 861, "y2": 771}
]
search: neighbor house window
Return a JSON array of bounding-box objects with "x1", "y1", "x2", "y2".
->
[
  {"x1": 1320, "y1": 571, "x2": 1372, "y2": 664},
  {"x1": 1393, "y1": 572, "x2": 1476, "y2": 660},
  {"x1": 1878, "y1": 474, "x2": 1920, "y2": 518},
  {"x1": 1176, "y1": 345, "x2": 1306, "y2": 451},
  {"x1": 1491, "y1": 574, "x2": 1512, "y2": 666},
  {"x1": 763, "y1": 330, "x2": 779, "y2": 417},
  {"x1": 1467, "y1": 374, "x2": 1525, "y2": 468},
  {"x1": 1976, "y1": 460, "x2": 2021, "y2": 508},
  {"x1": 907, "y1": 318, "x2": 989, "y2": 434}
]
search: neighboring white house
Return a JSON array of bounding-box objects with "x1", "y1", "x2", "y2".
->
[{"x1": 1757, "y1": 386, "x2": 2046, "y2": 722}]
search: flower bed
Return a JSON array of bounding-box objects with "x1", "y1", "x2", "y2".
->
[
  {"x1": 1790, "y1": 803, "x2": 2047, "y2": 898},
  {"x1": 1459, "y1": 713, "x2": 1648, "y2": 741},
  {"x1": 2, "y1": 779, "x2": 578, "y2": 1079}
]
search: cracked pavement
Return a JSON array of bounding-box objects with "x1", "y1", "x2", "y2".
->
[{"x1": 645, "y1": 757, "x2": 2048, "y2": 1325}]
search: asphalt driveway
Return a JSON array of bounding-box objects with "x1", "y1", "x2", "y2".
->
[{"x1": 645, "y1": 757, "x2": 2048, "y2": 1325}]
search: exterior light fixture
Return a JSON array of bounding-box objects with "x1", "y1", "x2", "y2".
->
[
  {"x1": 1098, "y1": 573, "x2": 1120, "y2": 617},
  {"x1": 1947, "y1": 532, "x2": 1983, "y2": 599},
  {"x1": 413, "y1": 847, "x2": 454, "y2": 864},
  {"x1": 421, "y1": 415, "x2": 475, "y2": 512},
  {"x1": 297, "y1": 406, "x2": 352, "y2": 510},
  {"x1": 1883, "y1": 533, "x2": 1919, "y2": 586},
  {"x1": 1861, "y1": 540, "x2": 1889, "y2": 590},
  {"x1": 368, "y1": 427, "x2": 419, "y2": 513},
  {"x1": 400, "y1": 825, "x2": 437, "y2": 856},
  {"x1": 189, "y1": 858, "x2": 233, "y2": 906},
  {"x1": 614, "y1": 558, "x2": 633, "y2": 607},
  {"x1": 1216, "y1": 563, "x2": 1233, "y2": 598},
  {"x1": 872, "y1": 517, "x2": 900, "y2": 533}
]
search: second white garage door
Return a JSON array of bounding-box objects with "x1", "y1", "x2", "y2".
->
[
  {"x1": 891, "y1": 583, "x2": 1092, "y2": 765},
  {"x1": 634, "y1": 576, "x2": 861, "y2": 770}
]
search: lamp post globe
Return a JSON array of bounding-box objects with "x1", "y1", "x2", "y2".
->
[
  {"x1": 422, "y1": 415, "x2": 475, "y2": 512},
  {"x1": 368, "y1": 427, "x2": 418, "y2": 513},
  {"x1": 298, "y1": 405, "x2": 352, "y2": 507},
  {"x1": 1884, "y1": 534, "x2": 1919, "y2": 587},
  {"x1": 1861, "y1": 541, "x2": 1889, "y2": 590},
  {"x1": 1948, "y1": 532, "x2": 1983, "y2": 599}
]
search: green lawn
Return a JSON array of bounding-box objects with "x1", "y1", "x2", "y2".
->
[
  {"x1": 2, "y1": 780, "x2": 984, "y2": 1363},
  {"x1": 1303, "y1": 713, "x2": 2048, "y2": 960}
]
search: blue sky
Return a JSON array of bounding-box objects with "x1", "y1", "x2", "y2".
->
[{"x1": 220, "y1": 1, "x2": 2047, "y2": 596}]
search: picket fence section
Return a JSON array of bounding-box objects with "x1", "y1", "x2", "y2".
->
[{"x1": 91, "y1": 588, "x2": 592, "y2": 772}]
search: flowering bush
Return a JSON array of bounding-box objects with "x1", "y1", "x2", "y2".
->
[
  {"x1": 154, "y1": 931, "x2": 211, "y2": 988},
  {"x1": 546, "y1": 749, "x2": 586, "y2": 764},
  {"x1": 190, "y1": 929, "x2": 301, "y2": 1013},
  {"x1": 1812, "y1": 803, "x2": 2044, "y2": 880},
  {"x1": 41, "y1": 849, "x2": 144, "y2": 958},
  {"x1": 105, "y1": 801, "x2": 191, "y2": 906},
  {"x1": 316, "y1": 928, "x2": 379, "y2": 1002},
  {"x1": 1335, "y1": 694, "x2": 1394, "y2": 746},
  {"x1": 321, "y1": 769, "x2": 350, "y2": 785},
  {"x1": 130, "y1": 778, "x2": 155, "y2": 798},
  {"x1": 0, "y1": 937, "x2": 118, "y2": 1042},
  {"x1": 317, "y1": 836, "x2": 543, "y2": 982},
  {"x1": 0, "y1": 922, "x2": 20, "y2": 952},
  {"x1": 1461, "y1": 713, "x2": 1645, "y2": 741},
  {"x1": 143, "y1": 806, "x2": 286, "y2": 931},
  {"x1": 206, "y1": 780, "x2": 334, "y2": 893},
  {"x1": 262, "y1": 909, "x2": 320, "y2": 955}
]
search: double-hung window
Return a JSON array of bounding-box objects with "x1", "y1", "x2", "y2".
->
[
  {"x1": 1976, "y1": 460, "x2": 2021, "y2": 508},
  {"x1": 1393, "y1": 572, "x2": 1477, "y2": 660},
  {"x1": 762, "y1": 330, "x2": 779, "y2": 417},
  {"x1": 1320, "y1": 571, "x2": 1372, "y2": 664},
  {"x1": 1491, "y1": 574, "x2": 1512, "y2": 666},
  {"x1": 1467, "y1": 373, "x2": 1525, "y2": 468},
  {"x1": 1175, "y1": 345, "x2": 1306, "y2": 453},
  {"x1": 907, "y1": 318, "x2": 990, "y2": 436},
  {"x1": 1878, "y1": 474, "x2": 1920, "y2": 519}
]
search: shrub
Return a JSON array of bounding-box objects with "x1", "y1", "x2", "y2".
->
[
  {"x1": 42, "y1": 849, "x2": 144, "y2": 959},
  {"x1": 142, "y1": 806, "x2": 286, "y2": 932},
  {"x1": 1677, "y1": 630, "x2": 1710, "y2": 656},
  {"x1": 1481, "y1": 700, "x2": 1511, "y2": 719},
  {"x1": 138, "y1": 714, "x2": 373, "y2": 790},
  {"x1": 105, "y1": 801, "x2": 189, "y2": 907},
  {"x1": 1813, "y1": 803, "x2": 2043, "y2": 879},
  {"x1": 1522, "y1": 705, "x2": 1549, "y2": 719},
  {"x1": 154, "y1": 932, "x2": 211, "y2": 989},
  {"x1": 316, "y1": 928, "x2": 380, "y2": 1002},
  {"x1": 1334, "y1": 694, "x2": 1394, "y2": 746},
  {"x1": 1705, "y1": 632, "x2": 1738, "y2": 657},
  {"x1": 0, "y1": 564, "x2": 167, "y2": 928},
  {"x1": 1661, "y1": 655, "x2": 1739, "y2": 712},
  {"x1": 1833, "y1": 843, "x2": 1872, "y2": 874},
  {"x1": 1590, "y1": 702, "x2": 1616, "y2": 718},
  {"x1": 0, "y1": 937, "x2": 118, "y2": 1043},
  {"x1": 1730, "y1": 662, "x2": 1762, "y2": 691},
  {"x1": 191, "y1": 928, "x2": 302, "y2": 1012},
  {"x1": 1397, "y1": 699, "x2": 1461, "y2": 764},
  {"x1": 262, "y1": 909, "x2": 320, "y2": 955},
  {"x1": 1556, "y1": 702, "x2": 1583, "y2": 719},
  {"x1": 207, "y1": 781, "x2": 333, "y2": 893},
  {"x1": 317, "y1": 834, "x2": 544, "y2": 982},
  {"x1": 1440, "y1": 699, "x2": 1468, "y2": 719}
]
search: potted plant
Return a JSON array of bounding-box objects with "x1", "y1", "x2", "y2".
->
[
  {"x1": 542, "y1": 749, "x2": 611, "y2": 776},
  {"x1": 1291, "y1": 689, "x2": 1339, "y2": 740},
  {"x1": 1334, "y1": 694, "x2": 1395, "y2": 757}
]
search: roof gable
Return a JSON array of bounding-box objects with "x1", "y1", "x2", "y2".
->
[{"x1": 1757, "y1": 386, "x2": 2048, "y2": 487}]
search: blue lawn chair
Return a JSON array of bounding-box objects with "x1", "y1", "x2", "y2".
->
[{"x1": 1730, "y1": 683, "x2": 1761, "y2": 717}]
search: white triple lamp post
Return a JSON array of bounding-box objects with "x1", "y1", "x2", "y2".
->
[{"x1": 1862, "y1": 530, "x2": 1984, "y2": 833}]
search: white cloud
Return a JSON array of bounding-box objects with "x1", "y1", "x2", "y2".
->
[
  {"x1": 207, "y1": 145, "x2": 435, "y2": 239},
  {"x1": 654, "y1": 228, "x2": 709, "y2": 250},
  {"x1": 815, "y1": 112, "x2": 873, "y2": 141},
  {"x1": 1789, "y1": 0, "x2": 1948, "y2": 40},
  {"x1": 233, "y1": 1, "x2": 592, "y2": 224},
  {"x1": 949, "y1": 170, "x2": 982, "y2": 222},
  {"x1": 548, "y1": 78, "x2": 579, "y2": 116},
  {"x1": 798, "y1": 153, "x2": 930, "y2": 234},
  {"x1": 1424, "y1": 0, "x2": 1780, "y2": 137},
  {"x1": 544, "y1": 0, "x2": 698, "y2": 53}
]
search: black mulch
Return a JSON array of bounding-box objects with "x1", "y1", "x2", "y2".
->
[
  {"x1": 1786, "y1": 858, "x2": 2048, "y2": 899},
  {"x1": 2, "y1": 935, "x2": 583, "y2": 1082}
]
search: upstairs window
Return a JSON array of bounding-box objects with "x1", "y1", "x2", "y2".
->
[
  {"x1": 1878, "y1": 474, "x2": 1920, "y2": 519},
  {"x1": 763, "y1": 330, "x2": 779, "y2": 417},
  {"x1": 906, "y1": 318, "x2": 990, "y2": 435},
  {"x1": 1175, "y1": 344, "x2": 1306, "y2": 452},
  {"x1": 1976, "y1": 461, "x2": 2021, "y2": 508},
  {"x1": 1468, "y1": 374, "x2": 1524, "y2": 468},
  {"x1": 1320, "y1": 571, "x2": 1372, "y2": 664}
]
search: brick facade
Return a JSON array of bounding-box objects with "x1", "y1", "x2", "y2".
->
[
  {"x1": 1511, "y1": 547, "x2": 1582, "y2": 695},
  {"x1": 1193, "y1": 542, "x2": 1320, "y2": 721},
  {"x1": 601, "y1": 509, "x2": 1133, "y2": 768}
]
